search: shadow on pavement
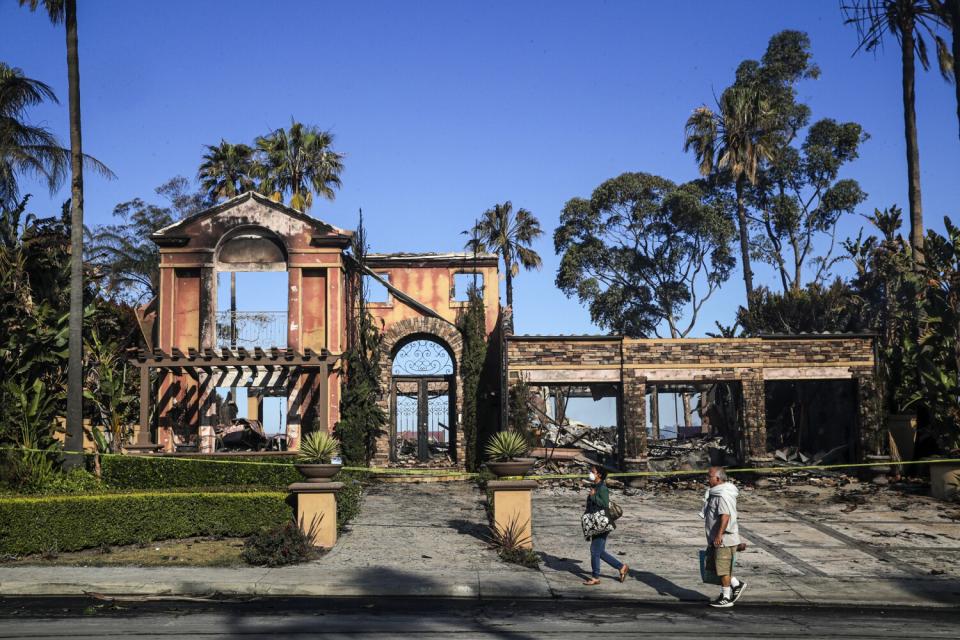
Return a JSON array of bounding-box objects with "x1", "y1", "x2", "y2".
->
[
  {"x1": 447, "y1": 518, "x2": 491, "y2": 543},
  {"x1": 872, "y1": 576, "x2": 960, "y2": 607},
  {"x1": 538, "y1": 552, "x2": 589, "y2": 580},
  {"x1": 222, "y1": 566, "x2": 539, "y2": 640},
  {"x1": 629, "y1": 569, "x2": 708, "y2": 602}
]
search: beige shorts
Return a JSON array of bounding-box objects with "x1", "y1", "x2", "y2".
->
[{"x1": 714, "y1": 545, "x2": 735, "y2": 576}]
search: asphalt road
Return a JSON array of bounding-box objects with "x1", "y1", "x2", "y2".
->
[{"x1": 1, "y1": 597, "x2": 958, "y2": 639}]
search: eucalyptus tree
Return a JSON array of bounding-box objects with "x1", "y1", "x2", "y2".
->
[
  {"x1": 19, "y1": 0, "x2": 115, "y2": 466},
  {"x1": 254, "y1": 121, "x2": 343, "y2": 211},
  {"x1": 464, "y1": 201, "x2": 543, "y2": 310},
  {"x1": 844, "y1": 0, "x2": 953, "y2": 263},
  {"x1": 197, "y1": 140, "x2": 256, "y2": 201},
  {"x1": 750, "y1": 118, "x2": 869, "y2": 293},
  {"x1": 555, "y1": 172, "x2": 736, "y2": 427},
  {"x1": 85, "y1": 177, "x2": 210, "y2": 305},
  {"x1": 554, "y1": 172, "x2": 736, "y2": 339},
  {"x1": 685, "y1": 31, "x2": 821, "y2": 307}
]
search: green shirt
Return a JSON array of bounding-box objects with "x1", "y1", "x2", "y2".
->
[{"x1": 586, "y1": 482, "x2": 609, "y2": 512}]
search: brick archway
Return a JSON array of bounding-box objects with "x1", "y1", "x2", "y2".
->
[{"x1": 377, "y1": 317, "x2": 464, "y2": 465}]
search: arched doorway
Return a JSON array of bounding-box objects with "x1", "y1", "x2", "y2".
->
[{"x1": 391, "y1": 337, "x2": 455, "y2": 463}]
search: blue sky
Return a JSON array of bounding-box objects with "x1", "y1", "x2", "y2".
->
[{"x1": 3, "y1": 0, "x2": 958, "y2": 337}]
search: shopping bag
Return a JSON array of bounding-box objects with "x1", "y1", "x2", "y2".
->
[{"x1": 699, "y1": 547, "x2": 736, "y2": 585}]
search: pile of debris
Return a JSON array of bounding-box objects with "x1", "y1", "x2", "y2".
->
[
  {"x1": 646, "y1": 436, "x2": 735, "y2": 472},
  {"x1": 772, "y1": 445, "x2": 848, "y2": 466},
  {"x1": 540, "y1": 420, "x2": 616, "y2": 455}
]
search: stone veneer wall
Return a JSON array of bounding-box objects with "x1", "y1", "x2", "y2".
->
[{"x1": 506, "y1": 336, "x2": 877, "y2": 463}]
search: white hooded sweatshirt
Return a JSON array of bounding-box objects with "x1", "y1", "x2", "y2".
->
[{"x1": 698, "y1": 482, "x2": 741, "y2": 547}]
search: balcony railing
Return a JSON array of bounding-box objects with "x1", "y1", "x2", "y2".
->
[{"x1": 216, "y1": 310, "x2": 287, "y2": 349}]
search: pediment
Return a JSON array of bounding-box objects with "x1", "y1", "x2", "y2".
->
[{"x1": 151, "y1": 192, "x2": 352, "y2": 250}]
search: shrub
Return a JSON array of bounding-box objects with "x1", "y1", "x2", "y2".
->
[
  {"x1": 16, "y1": 467, "x2": 103, "y2": 495},
  {"x1": 335, "y1": 470, "x2": 366, "y2": 532},
  {"x1": 490, "y1": 516, "x2": 539, "y2": 568},
  {"x1": 298, "y1": 431, "x2": 339, "y2": 464},
  {"x1": 242, "y1": 519, "x2": 319, "y2": 567},
  {"x1": 485, "y1": 431, "x2": 529, "y2": 461},
  {"x1": 458, "y1": 285, "x2": 487, "y2": 471},
  {"x1": 0, "y1": 491, "x2": 290, "y2": 556},
  {"x1": 94, "y1": 454, "x2": 301, "y2": 490}
]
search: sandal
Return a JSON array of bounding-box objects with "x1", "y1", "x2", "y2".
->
[
  {"x1": 582, "y1": 578, "x2": 601, "y2": 586},
  {"x1": 619, "y1": 564, "x2": 629, "y2": 583}
]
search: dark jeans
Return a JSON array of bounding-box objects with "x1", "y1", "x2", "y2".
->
[{"x1": 589, "y1": 533, "x2": 624, "y2": 578}]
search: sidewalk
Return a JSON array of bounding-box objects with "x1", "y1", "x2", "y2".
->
[
  {"x1": 2, "y1": 564, "x2": 958, "y2": 608},
  {"x1": 2, "y1": 481, "x2": 959, "y2": 609}
]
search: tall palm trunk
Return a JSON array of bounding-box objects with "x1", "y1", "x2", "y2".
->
[
  {"x1": 735, "y1": 176, "x2": 754, "y2": 307},
  {"x1": 900, "y1": 16, "x2": 925, "y2": 265},
  {"x1": 64, "y1": 0, "x2": 84, "y2": 468},
  {"x1": 504, "y1": 256, "x2": 514, "y2": 309}
]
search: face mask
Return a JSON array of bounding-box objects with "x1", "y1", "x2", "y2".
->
[{"x1": 588, "y1": 472, "x2": 597, "y2": 482}]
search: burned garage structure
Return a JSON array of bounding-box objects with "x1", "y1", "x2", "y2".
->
[
  {"x1": 133, "y1": 192, "x2": 501, "y2": 461},
  {"x1": 506, "y1": 335, "x2": 880, "y2": 466}
]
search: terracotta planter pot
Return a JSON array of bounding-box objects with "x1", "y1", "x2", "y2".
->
[
  {"x1": 485, "y1": 458, "x2": 535, "y2": 478},
  {"x1": 294, "y1": 463, "x2": 342, "y2": 483}
]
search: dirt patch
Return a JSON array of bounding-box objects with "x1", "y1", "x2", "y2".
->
[{"x1": 1, "y1": 536, "x2": 246, "y2": 567}]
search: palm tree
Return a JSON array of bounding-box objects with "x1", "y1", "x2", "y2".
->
[
  {"x1": 197, "y1": 140, "x2": 255, "y2": 202},
  {"x1": 684, "y1": 84, "x2": 775, "y2": 306},
  {"x1": 254, "y1": 120, "x2": 343, "y2": 211},
  {"x1": 938, "y1": 0, "x2": 960, "y2": 139},
  {"x1": 464, "y1": 201, "x2": 542, "y2": 309},
  {"x1": 844, "y1": 0, "x2": 953, "y2": 264},
  {"x1": 0, "y1": 64, "x2": 69, "y2": 209},
  {"x1": 19, "y1": 0, "x2": 106, "y2": 467}
]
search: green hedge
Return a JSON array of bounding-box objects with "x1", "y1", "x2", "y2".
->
[
  {"x1": 94, "y1": 454, "x2": 301, "y2": 490},
  {"x1": 0, "y1": 491, "x2": 290, "y2": 556}
]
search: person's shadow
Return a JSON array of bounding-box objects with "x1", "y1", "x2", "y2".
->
[
  {"x1": 629, "y1": 569, "x2": 708, "y2": 602},
  {"x1": 539, "y1": 551, "x2": 708, "y2": 601},
  {"x1": 539, "y1": 552, "x2": 590, "y2": 580}
]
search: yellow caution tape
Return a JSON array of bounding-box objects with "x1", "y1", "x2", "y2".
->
[{"x1": 3, "y1": 446, "x2": 957, "y2": 481}]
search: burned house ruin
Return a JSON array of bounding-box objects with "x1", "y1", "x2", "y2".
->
[{"x1": 131, "y1": 192, "x2": 880, "y2": 468}]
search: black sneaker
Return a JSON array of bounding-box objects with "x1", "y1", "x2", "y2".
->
[
  {"x1": 731, "y1": 581, "x2": 747, "y2": 603},
  {"x1": 709, "y1": 594, "x2": 734, "y2": 608}
]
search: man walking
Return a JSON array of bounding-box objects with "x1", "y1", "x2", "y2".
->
[{"x1": 700, "y1": 466, "x2": 746, "y2": 608}]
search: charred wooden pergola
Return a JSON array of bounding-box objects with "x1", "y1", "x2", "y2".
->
[{"x1": 131, "y1": 346, "x2": 340, "y2": 448}]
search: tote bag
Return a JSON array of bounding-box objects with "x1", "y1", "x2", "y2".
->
[{"x1": 581, "y1": 510, "x2": 614, "y2": 540}]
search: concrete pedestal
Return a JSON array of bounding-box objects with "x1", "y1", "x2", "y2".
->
[
  {"x1": 288, "y1": 482, "x2": 342, "y2": 549},
  {"x1": 488, "y1": 480, "x2": 537, "y2": 549}
]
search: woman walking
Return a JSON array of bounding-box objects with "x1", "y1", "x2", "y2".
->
[{"x1": 582, "y1": 464, "x2": 629, "y2": 585}]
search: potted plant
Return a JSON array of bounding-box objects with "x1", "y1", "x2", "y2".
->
[
  {"x1": 295, "y1": 431, "x2": 342, "y2": 482},
  {"x1": 484, "y1": 431, "x2": 535, "y2": 478}
]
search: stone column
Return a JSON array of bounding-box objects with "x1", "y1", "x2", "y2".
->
[
  {"x1": 488, "y1": 480, "x2": 536, "y2": 549},
  {"x1": 854, "y1": 371, "x2": 883, "y2": 460},
  {"x1": 199, "y1": 266, "x2": 216, "y2": 350},
  {"x1": 289, "y1": 481, "x2": 342, "y2": 549},
  {"x1": 621, "y1": 370, "x2": 647, "y2": 460},
  {"x1": 741, "y1": 370, "x2": 768, "y2": 462}
]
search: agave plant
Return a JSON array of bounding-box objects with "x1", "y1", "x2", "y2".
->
[
  {"x1": 485, "y1": 431, "x2": 529, "y2": 462},
  {"x1": 298, "y1": 431, "x2": 340, "y2": 464}
]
